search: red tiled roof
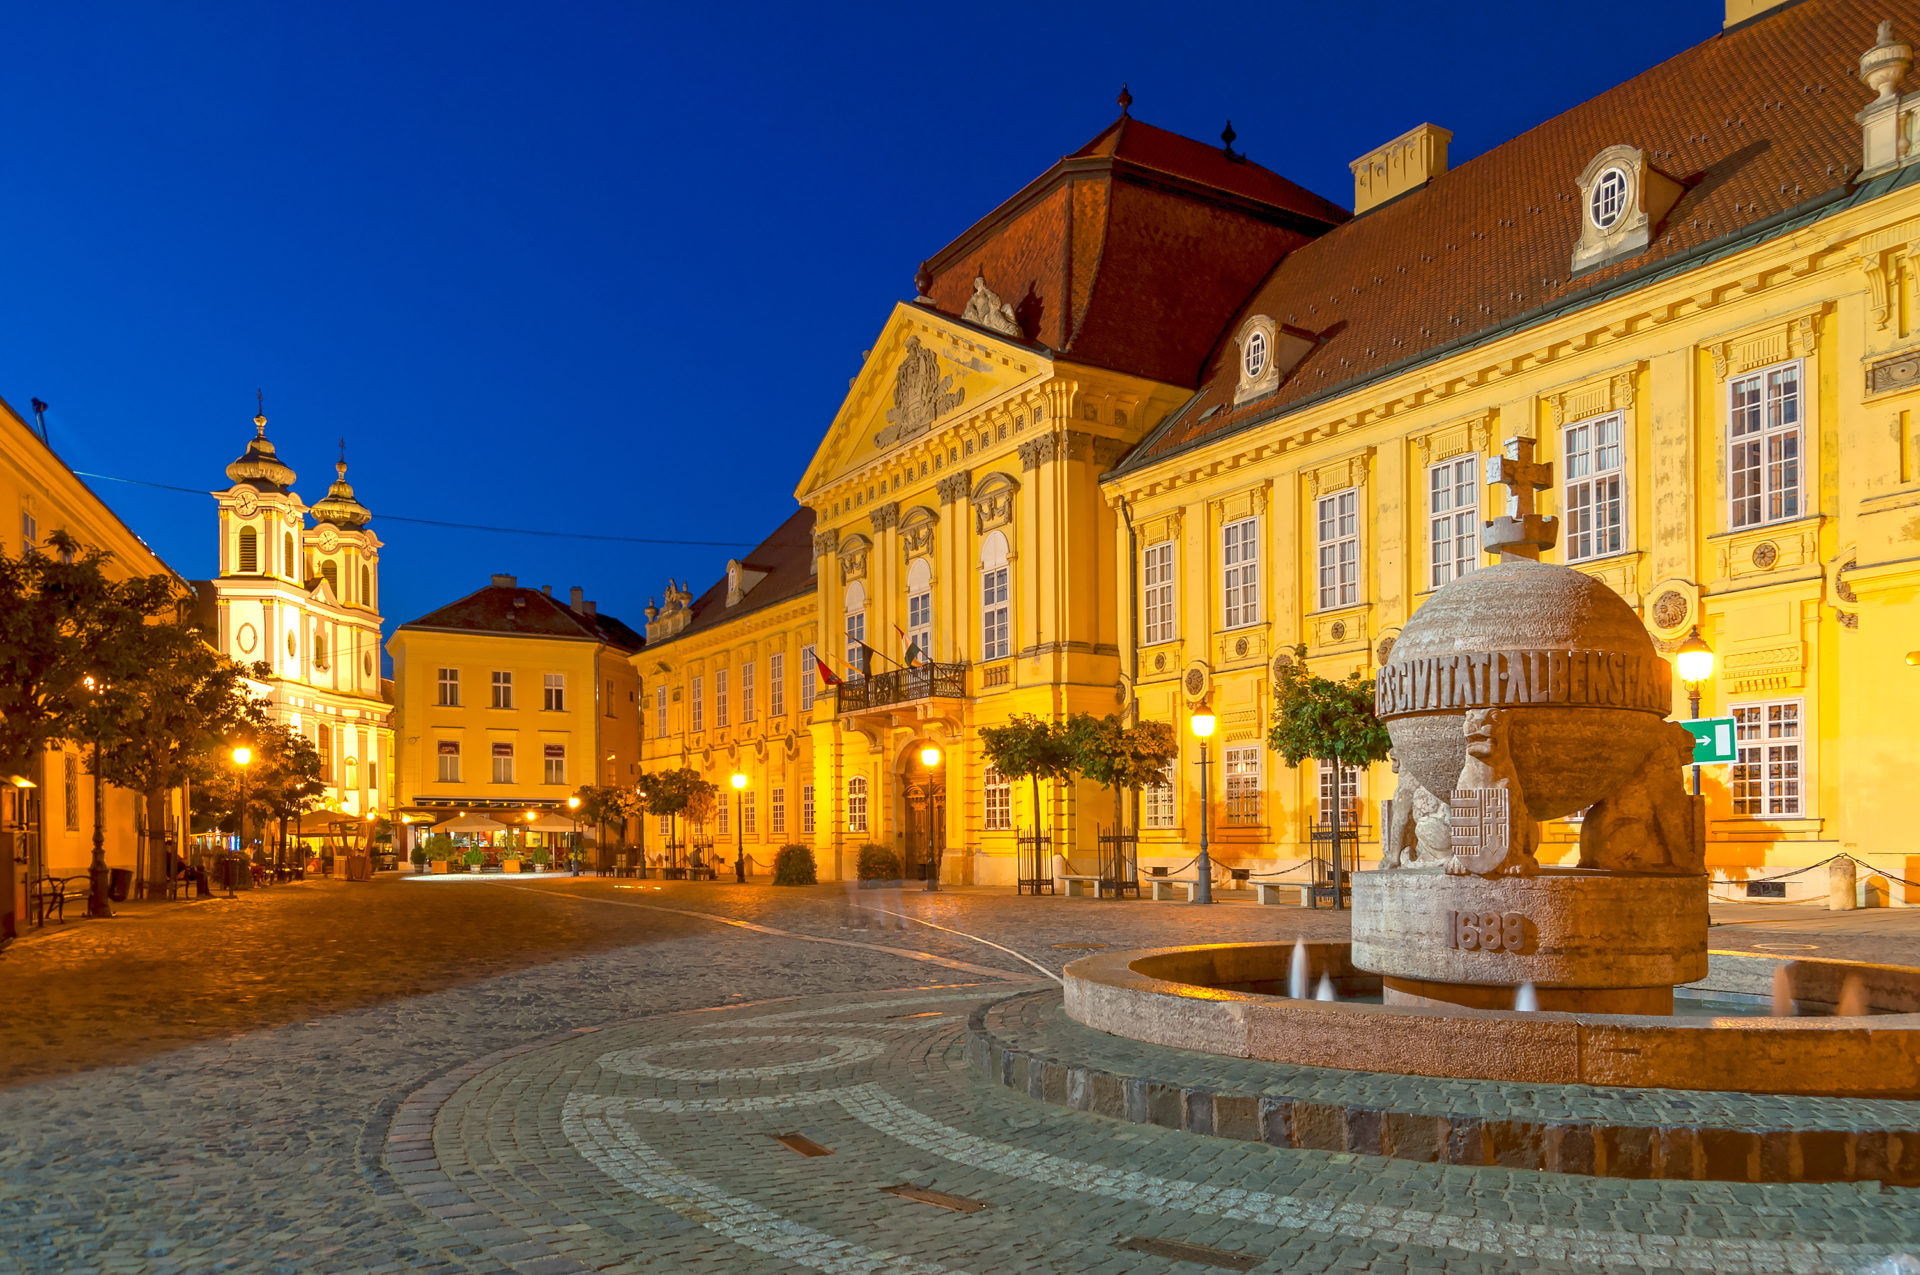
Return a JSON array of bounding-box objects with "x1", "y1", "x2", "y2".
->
[
  {"x1": 1130, "y1": 0, "x2": 1902, "y2": 466},
  {"x1": 398, "y1": 582, "x2": 644, "y2": 652},
  {"x1": 920, "y1": 114, "x2": 1348, "y2": 388},
  {"x1": 651, "y1": 507, "x2": 817, "y2": 648}
]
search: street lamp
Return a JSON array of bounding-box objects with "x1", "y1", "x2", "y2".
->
[
  {"x1": 730, "y1": 772, "x2": 747, "y2": 882},
  {"x1": 230, "y1": 745, "x2": 252, "y2": 899},
  {"x1": 567, "y1": 795, "x2": 581, "y2": 875},
  {"x1": 1189, "y1": 710, "x2": 1216, "y2": 905},
  {"x1": 82, "y1": 675, "x2": 113, "y2": 918},
  {"x1": 920, "y1": 745, "x2": 943, "y2": 892},
  {"x1": 1676, "y1": 627, "x2": 1714, "y2": 797}
]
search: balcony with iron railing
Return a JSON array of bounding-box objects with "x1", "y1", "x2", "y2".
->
[{"x1": 835, "y1": 662, "x2": 968, "y2": 714}]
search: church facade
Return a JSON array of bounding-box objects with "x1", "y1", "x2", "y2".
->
[{"x1": 196, "y1": 408, "x2": 394, "y2": 820}]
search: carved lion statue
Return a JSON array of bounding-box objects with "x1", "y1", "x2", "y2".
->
[
  {"x1": 1384, "y1": 754, "x2": 1451, "y2": 868},
  {"x1": 1577, "y1": 719, "x2": 1702, "y2": 875},
  {"x1": 1444, "y1": 708, "x2": 1538, "y2": 877}
]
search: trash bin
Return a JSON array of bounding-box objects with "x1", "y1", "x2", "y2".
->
[{"x1": 108, "y1": 868, "x2": 132, "y2": 902}]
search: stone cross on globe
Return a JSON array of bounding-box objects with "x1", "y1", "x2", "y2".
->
[{"x1": 1483, "y1": 436, "x2": 1559, "y2": 561}]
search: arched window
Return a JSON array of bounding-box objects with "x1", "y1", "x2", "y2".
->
[
  {"x1": 315, "y1": 630, "x2": 328, "y2": 669},
  {"x1": 322, "y1": 561, "x2": 339, "y2": 596},
  {"x1": 847, "y1": 775, "x2": 868, "y2": 833},
  {"x1": 905, "y1": 557, "x2": 932, "y2": 665},
  {"x1": 237, "y1": 526, "x2": 258, "y2": 573},
  {"x1": 360, "y1": 565, "x2": 371, "y2": 605},
  {"x1": 980, "y1": 531, "x2": 1010, "y2": 661},
  {"x1": 284, "y1": 532, "x2": 295, "y2": 577},
  {"x1": 843, "y1": 581, "x2": 867, "y2": 678}
]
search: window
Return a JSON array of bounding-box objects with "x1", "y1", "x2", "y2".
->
[
  {"x1": 21, "y1": 511, "x2": 36, "y2": 554},
  {"x1": 655, "y1": 686, "x2": 668, "y2": 737},
  {"x1": 322, "y1": 561, "x2": 338, "y2": 596},
  {"x1": 605, "y1": 679, "x2": 615, "y2": 717},
  {"x1": 283, "y1": 532, "x2": 294, "y2": 576},
  {"x1": 1590, "y1": 167, "x2": 1628, "y2": 230},
  {"x1": 437, "y1": 668, "x2": 460, "y2": 707},
  {"x1": 1223, "y1": 745, "x2": 1262, "y2": 825},
  {"x1": 983, "y1": 766, "x2": 1012, "y2": 831},
  {"x1": 981, "y1": 531, "x2": 1010, "y2": 661},
  {"x1": 317, "y1": 724, "x2": 333, "y2": 783},
  {"x1": 1564, "y1": 414, "x2": 1623, "y2": 562},
  {"x1": 1243, "y1": 329, "x2": 1268, "y2": 380},
  {"x1": 802, "y1": 783, "x2": 816, "y2": 835},
  {"x1": 1143, "y1": 541, "x2": 1176, "y2": 645},
  {"x1": 1729, "y1": 361, "x2": 1803, "y2": 529},
  {"x1": 314, "y1": 631, "x2": 327, "y2": 670},
  {"x1": 691, "y1": 677, "x2": 704, "y2": 731},
  {"x1": 770, "y1": 652, "x2": 786, "y2": 717},
  {"x1": 717, "y1": 795, "x2": 729, "y2": 836},
  {"x1": 543, "y1": 674, "x2": 565, "y2": 712},
  {"x1": 1144, "y1": 761, "x2": 1176, "y2": 829},
  {"x1": 844, "y1": 582, "x2": 867, "y2": 677},
  {"x1": 1428, "y1": 455, "x2": 1479, "y2": 588},
  {"x1": 1222, "y1": 518, "x2": 1259, "y2": 627},
  {"x1": 360, "y1": 566, "x2": 370, "y2": 604},
  {"x1": 740, "y1": 661, "x2": 755, "y2": 723},
  {"x1": 743, "y1": 791, "x2": 757, "y2": 836},
  {"x1": 1733, "y1": 700, "x2": 1803, "y2": 817},
  {"x1": 800, "y1": 645, "x2": 816, "y2": 710},
  {"x1": 63, "y1": 752, "x2": 79, "y2": 830},
  {"x1": 238, "y1": 526, "x2": 258, "y2": 573},
  {"x1": 847, "y1": 776, "x2": 868, "y2": 833},
  {"x1": 491, "y1": 671, "x2": 513, "y2": 709},
  {"x1": 716, "y1": 668, "x2": 729, "y2": 728},
  {"x1": 906, "y1": 557, "x2": 932, "y2": 663},
  {"x1": 1316, "y1": 489, "x2": 1360, "y2": 610},
  {"x1": 772, "y1": 787, "x2": 786, "y2": 835},
  {"x1": 437, "y1": 740, "x2": 460, "y2": 783},
  {"x1": 491, "y1": 742, "x2": 513, "y2": 784},
  {"x1": 659, "y1": 813, "x2": 672, "y2": 838},
  {"x1": 543, "y1": 743, "x2": 565, "y2": 785},
  {"x1": 1318, "y1": 762, "x2": 1362, "y2": 828}
]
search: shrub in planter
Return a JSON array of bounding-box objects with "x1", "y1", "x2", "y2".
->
[
  {"x1": 463, "y1": 847, "x2": 486, "y2": 871},
  {"x1": 857, "y1": 843, "x2": 902, "y2": 885},
  {"x1": 409, "y1": 846, "x2": 428, "y2": 871},
  {"x1": 530, "y1": 847, "x2": 551, "y2": 868},
  {"x1": 772, "y1": 844, "x2": 817, "y2": 886}
]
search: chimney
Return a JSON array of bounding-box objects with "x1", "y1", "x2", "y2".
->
[
  {"x1": 1723, "y1": 0, "x2": 1794, "y2": 27},
  {"x1": 569, "y1": 586, "x2": 584, "y2": 610},
  {"x1": 1349, "y1": 123, "x2": 1451, "y2": 215},
  {"x1": 542, "y1": 584, "x2": 552, "y2": 597},
  {"x1": 491, "y1": 573, "x2": 517, "y2": 588},
  {"x1": 582, "y1": 600, "x2": 597, "y2": 617}
]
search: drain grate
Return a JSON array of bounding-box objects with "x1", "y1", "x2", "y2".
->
[
  {"x1": 882, "y1": 1184, "x2": 988, "y2": 1213},
  {"x1": 1119, "y1": 1236, "x2": 1259, "y2": 1269},
  {"x1": 773, "y1": 1133, "x2": 832, "y2": 1157}
]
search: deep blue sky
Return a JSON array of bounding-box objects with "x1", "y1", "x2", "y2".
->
[{"x1": 7, "y1": 0, "x2": 1717, "y2": 655}]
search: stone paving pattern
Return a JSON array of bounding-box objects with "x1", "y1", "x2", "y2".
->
[{"x1": 0, "y1": 875, "x2": 1916, "y2": 1273}]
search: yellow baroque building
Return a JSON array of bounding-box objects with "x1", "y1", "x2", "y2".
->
[
  {"x1": 388, "y1": 575, "x2": 644, "y2": 849},
  {"x1": 639, "y1": 113, "x2": 1347, "y2": 881},
  {"x1": 1101, "y1": 0, "x2": 1920, "y2": 892}
]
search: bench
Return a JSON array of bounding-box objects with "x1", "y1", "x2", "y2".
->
[
  {"x1": 1254, "y1": 881, "x2": 1311, "y2": 906},
  {"x1": 1059, "y1": 874, "x2": 1102, "y2": 898},
  {"x1": 1148, "y1": 876, "x2": 1202, "y2": 902},
  {"x1": 30, "y1": 874, "x2": 90, "y2": 925}
]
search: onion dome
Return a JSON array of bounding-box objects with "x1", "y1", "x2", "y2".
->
[
  {"x1": 310, "y1": 445, "x2": 372, "y2": 528},
  {"x1": 224, "y1": 408, "x2": 297, "y2": 492}
]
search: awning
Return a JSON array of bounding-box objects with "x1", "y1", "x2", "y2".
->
[
  {"x1": 295, "y1": 811, "x2": 362, "y2": 835},
  {"x1": 439, "y1": 813, "x2": 513, "y2": 835},
  {"x1": 525, "y1": 814, "x2": 577, "y2": 834}
]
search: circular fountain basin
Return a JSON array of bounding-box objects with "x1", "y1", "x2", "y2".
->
[{"x1": 1062, "y1": 942, "x2": 1920, "y2": 1097}]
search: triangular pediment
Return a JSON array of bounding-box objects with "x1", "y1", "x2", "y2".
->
[{"x1": 795, "y1": 302, "x2": 1053, "y2": 501}]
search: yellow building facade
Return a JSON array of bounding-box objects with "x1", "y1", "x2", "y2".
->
[
  {"x1": 1101, "y1": 0, "x2": 1920, "y2": 894},
  {"x1": 388, "y1": 575, "x2": 643, "y2": 846}
]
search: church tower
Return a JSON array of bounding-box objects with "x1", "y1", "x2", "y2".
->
[{"x1": 202, "y1": 401, "x2": 394, "y2": 823}]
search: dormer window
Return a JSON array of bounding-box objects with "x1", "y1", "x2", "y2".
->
[
  {"x1": 1571, "y1": 145, "x2": 1682, "y2": 277},
  {"x1": 1589, "y1": 168, "x2": 1628, "y2": 231},
  {"x1": 1243, "y1": 330, "x2": 1268, "y2": 381}
]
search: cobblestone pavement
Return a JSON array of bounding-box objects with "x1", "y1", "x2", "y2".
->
[{"x1": 2, "y1": 876, "x2": 1917, "y2": 1274}]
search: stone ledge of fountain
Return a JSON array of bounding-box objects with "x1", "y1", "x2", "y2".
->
[
  {"x1": 1060, "y1": 942, "x2": 1920, "y2": 1098},
  {"x1": 973, "y1": 986, "x2": 1920, "y2": 1184}
]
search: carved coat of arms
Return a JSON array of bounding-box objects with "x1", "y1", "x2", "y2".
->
[{"x1": 875, "y1": 336, "x2": 964, "y2": 448}]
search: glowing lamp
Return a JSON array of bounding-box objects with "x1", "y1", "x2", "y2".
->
[
  {"x1": 232, "y1": 746, "x2": 253, "y2": 767},
  {"x1": 1675, "y1": 628, "x2": 1714, "y2": 685},
  {"x1": 6, "y1": 774, "x2": 35, "y2": 789},
  {"x1": 921, "y1": 746, "x2": 941, "y2": 768},
  {"x1": 1190, "y1": 712, "x2": 1217, "y2": 740},
  {"x1": 1909, "y1": 651, "x2": 1920, "y2": 667},
  {"x1": 730, "y1": 772, "x2": 747, "y2": 790},
  {"x1": 567, "y1": 796, "x2": 580, "y2": 809}
]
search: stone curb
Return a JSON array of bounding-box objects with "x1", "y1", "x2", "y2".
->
[{"x1": 967, "y1": 988, "x2": 1920, "y2": 1186}]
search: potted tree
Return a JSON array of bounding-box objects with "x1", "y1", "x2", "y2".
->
[
  {"x1": 425, "y1": 832, "x2": 453, "y2": 874},
  {"x1": 1267, "y1": 643, "x2": 1391, "y2": 910},
  {"x1": 462, "y1": 846, "x2": 485, "y2": 873},
  {"x1": 500, "y1": 829, "x2": 524, "y2": 872},
  {"x1": 978, "y1": 713, "x2": 1079, "y2": 891},
  {"x1": 1066, "y1": 712, "x2": 1177, "y2": 892}
]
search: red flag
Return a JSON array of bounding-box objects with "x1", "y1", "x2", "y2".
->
[{"x1": 814, "y1": 652, "x2": 844, "y2": 687}]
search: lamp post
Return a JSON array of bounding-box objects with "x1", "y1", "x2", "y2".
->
[
  {"x1": 1676, "y1": 627, "x2": 1714, "y2": 797},
  {"x1": 920, "y1": 745, "x2": 943, "y2": 892},
  {"x1": 82, "y1": 675, "x2": 113, "y2": 918},
  {"x1": 730, "y1": 772, "x2": 747, "y2": 882},
  {"x1": 1189, "y1": 710, "x2": 1216, "y2": 905},
  {"x1": 567, "y1": 795, "x2": 581, "y2": 874},
  {"x1": 636, "y1": 785, "x2": 647, "y2": 876},
  {"x1": 230, "y1": 745, "x2": 252, "y2": 899}
]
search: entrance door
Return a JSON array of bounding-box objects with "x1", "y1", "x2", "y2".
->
[{"x1": 903, "y1": 782, "x2": 945, "y2": 882}]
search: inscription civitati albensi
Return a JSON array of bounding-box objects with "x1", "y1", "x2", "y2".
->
[
  {"x1": 1444, "y1": 909, "x2": 1533, "y2": 953},
  {"x1": 1375, "y1": 648, "x2": 1672, "y2": 718}
]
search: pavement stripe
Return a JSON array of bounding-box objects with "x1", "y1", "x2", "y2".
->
[{"x1": 853, "y1": 905, "x2": 1062, "y2": 983}]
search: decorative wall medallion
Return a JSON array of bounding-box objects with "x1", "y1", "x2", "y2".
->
[
  {"x1": 1869, "y1": 351, "x2": 1920, "y2": 394},
  {"x1": 1234, "y1": 636, "x2": 1250, "y2": 658},
  {"x1": 287, "y1": 633, "x2": 297, "y2": 656},
  {"x1": 1329, "y1": 620, "x2": 1348, "y2": 641},
  {"x1": 1272, "y1": 653, "x2": 1294, "y2": 675},
  {"x1": 236, "y1": 623, "x2": 257, "y2": 654},
  {"x1": 1184, "y1": 668, "x2": 1205, "y2": 696},
  {"x1": 1376, "y1": 635, "x2": 1396, "y2": 664},
  {"x1": 1650, "y1": 590, "x2": 1688, "y2": 630},
  {"x1": 875, "y1": 336, "x2": 964, "y2": 448},
  {"x1": 1751, "y1": 541, "x2": 1779, "y2": 569},
  {"x1": 1153, "y1": 652, "x2": 1167, "y2": 672},
  {"x1": 363, "y1": 653, "x2": 374, "y2": 675}
]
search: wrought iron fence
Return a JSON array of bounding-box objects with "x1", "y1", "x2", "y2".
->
[
  {"x1": 1095, "y1": 826, "x2": 1140, "y2": 898},
  {"x1": 835, "y1": 662, "x2": 967, "y2": 713},
  {"x1": 1016, "y1": 831, "x2": 1053, "y2": 896}
]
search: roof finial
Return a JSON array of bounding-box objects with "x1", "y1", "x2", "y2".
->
[
  {"x1": 254, "y1": 388, "x2": 267, "y2": 437},
  {"x1": 1117, "y1": 83, "x2": 1132, "y2": 117},
  {"x1": 338, "y1": 437, "x2": 349, "y2": 479},
  {"x1": 913, "y1": 260, "x2": 934, "y2": 302},
  {"x1": 1221, "y1": 120, "x2": 1239, "y2": 160}
]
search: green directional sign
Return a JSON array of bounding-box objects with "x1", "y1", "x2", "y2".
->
[{"x1": 1679, "y1": 717, "x2": 1737, "y2": 765}]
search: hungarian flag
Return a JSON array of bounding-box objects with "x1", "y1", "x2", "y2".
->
[
  {"x1": 814, "y1": 651, "x2": 844, "y2": 687},
  {"x1": 895, "y1": 624, "x2": 924, "y2": 667}
]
